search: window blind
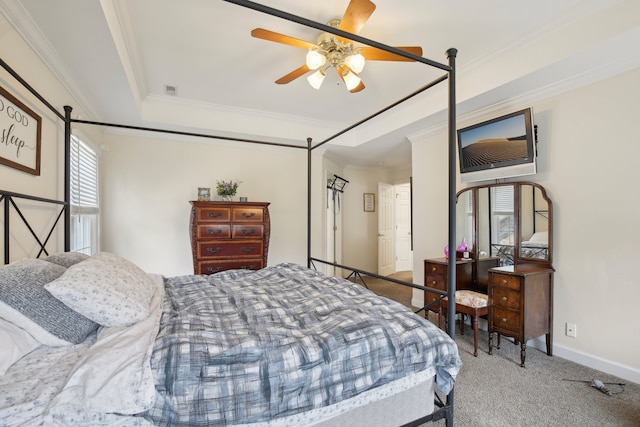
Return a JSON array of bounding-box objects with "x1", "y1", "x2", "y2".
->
[{"x1": 70, "y1": 135, "x2": 98, "y2": 214}]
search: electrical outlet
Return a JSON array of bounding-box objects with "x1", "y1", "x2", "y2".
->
[{"x1": 566, "y1": 322, "x2": 577, "y2": 338}]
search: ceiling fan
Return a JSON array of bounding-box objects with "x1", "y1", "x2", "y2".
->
[{"x1": 250, "y1": 0, "x2": 423, "y2": 93}]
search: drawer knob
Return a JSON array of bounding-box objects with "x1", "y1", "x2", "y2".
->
[
  {"x1": 502, "y1": 318, "x2": 507, "y2": 323},
  {"x1": 242, "y1": 229, "x2": 255, "y2": 235},
  {"x1": 242, "y1": 212, "x2": 256, "y2": 218},
  {"x1": 432, "y1": 281, "x2": 437, "y2": 286},
  {"x1": 432, "y1": 267, "x2": 436, "y2": 272},
  {"x1": 242, "y1": 247, "x2": 255, "y2": 253},
  {"x1": 502, "y1": 296, "x2": 508, "y2": 302},
  {"x1": 207, "y1": 229, "x2": 222, "y2": 235},
  {"x1": 207, "y1": 266, "x2": 222, "y2": 273},
  {"x1": 502, "y1": 279, "x2": 508, "y2": 284},
  {"x1": 206, "y1": 247, "x2": 222, "y2": 254},
  {"x1": 207, "y1": 212, "x2": 222, "y2": 218}
]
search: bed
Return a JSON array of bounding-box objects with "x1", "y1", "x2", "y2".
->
[
  {"x1": 0, "y1": 252, "x2": 461, "y2": 426},
  {"x1": 1, "y1": 0, "x2": 462, "y2": 424},
  {"x1": 492, "y1": 231, "x2": 549, "y2": 266}
]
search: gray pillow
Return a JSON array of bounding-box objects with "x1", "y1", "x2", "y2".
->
[
  {"x1": 43, "y1": 252, "x2": 89, "y2": 268},
  {"x1": 0, "y1": 259, "x2": 99, "y2": 345}
]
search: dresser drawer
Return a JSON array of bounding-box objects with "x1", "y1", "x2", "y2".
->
[
  {"x1": 197, "y1": 224, "x2": 231, "y2": 239},
  {"x1": 425, "y1": 263, "x2": 446, "y2": 276},
  {"x1": 197, "y1": 241, "x2": 264, "y2": 259},
  {"x1": 424, "y1": 290, "x2": 443, "y2": 312},
  {"x1": 425, "y1": 274, "x2": 446, "y2": 290},
  {"x1": 198, "y1": 208, "x2": 230, "y2": 222},
  {"x1": 232, "y1": 208, "x2": 264, "y2": 222},
  {"x1": 232, "y1": 224, "x2": 264, "y2": 239},
  {"x1": 198, "y1": 259, "x2": 264, "y2": 275},
  {"x1": 491, "y1": 307, "x2": 521, "y2": 335},
  {"x1": 491, "y1": 273, "x2": 521, "y2": 291},
  {"x1": 492, "y1": 287, "x2": 521, "y2": 310}
]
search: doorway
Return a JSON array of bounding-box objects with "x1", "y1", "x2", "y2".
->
[{"x1": 377, "y1": 181, "x2": 413, "y2": 275}]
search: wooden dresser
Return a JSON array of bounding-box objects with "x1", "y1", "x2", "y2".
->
[
  {"x1": 423, "y1": 257, "x2": 500, "y2": 312},
  {"x1": 423, "y1": 258, "x2": 473, "y2": 313},
  {"x1": 487, "y1": 264, "x2": 554, "y2": 367},
  {"x1": 189, "y1": 201, "x2": 270, "y2": 274}
]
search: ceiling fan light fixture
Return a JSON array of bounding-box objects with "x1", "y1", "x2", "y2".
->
[
  {"x1": 344, "y1": 53, "x2": 365, "y2": 73},
  {"x1": 307, "y1": 69, "x2": 326, "y2": 90},
  {"x1": 306, "y1": 50, "x2": 326, "y2": 70},
  {"x1": 342, "y1": 70, "x2": 361, "y2": 91}
]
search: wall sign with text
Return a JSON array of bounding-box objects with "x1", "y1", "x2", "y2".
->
[{"x1": 0, "y1": 85, "x2": 41, "y2": 175}]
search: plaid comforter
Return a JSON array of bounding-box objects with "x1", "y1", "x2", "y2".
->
[{"x1": 142, "y1": 263, "x2": 461, "y2": 426}]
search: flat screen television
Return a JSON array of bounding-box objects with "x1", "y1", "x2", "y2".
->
[{"x1": 457, "y1": 108, "x2": 536, "y2": 183}]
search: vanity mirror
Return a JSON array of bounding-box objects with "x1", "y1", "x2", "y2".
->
[
  {"x1": 438, "y1": 181, "x2": 555, "y2": 366},
  {"x1": 456, "y1": 181, "x2": 553, "y2": 268}
]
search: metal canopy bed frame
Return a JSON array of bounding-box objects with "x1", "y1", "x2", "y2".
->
[{"x1": 0, "y1": 0, "x2": 459, "y2": 425}]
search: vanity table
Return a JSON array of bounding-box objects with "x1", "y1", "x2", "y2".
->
[
  {"x1": 488, "y1": 264, "x2": 554, "y2": 367},
  {"x1": 455, "y1": 182, "x2": 554, "y2": 366},
  {"x1": 423, "y1": 257, "x2": 499, "y2": 312}
]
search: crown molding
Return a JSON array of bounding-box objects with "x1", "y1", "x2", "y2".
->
[
  {"x1": 0, "y1": 0, "x2": 100, "y2": 121},
  {"x1": 100, "y1": 0, "x2": 146, "y2": 109}
]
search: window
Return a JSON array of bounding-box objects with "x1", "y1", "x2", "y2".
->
[
  {"x1": 490, "y1": 186, "x2": 514, "y2": 245},
  {"x1": 70, "y1": 135, "x2": 99, "y2": 255}
]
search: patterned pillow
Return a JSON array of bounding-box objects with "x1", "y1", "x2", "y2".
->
[
  {"x1": 45, "y1": 252, "x2": 155, "y2": 327},
  {"x1": 43, "y1": 252, "x2": 89, "y2": 268},
  {"x1": 0, "y1": 259, "x2": 99, "y2": 345}
]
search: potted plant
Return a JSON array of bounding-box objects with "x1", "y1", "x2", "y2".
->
[{"x1": 216, "y1": 180, "x2": 239, "y2": 201}]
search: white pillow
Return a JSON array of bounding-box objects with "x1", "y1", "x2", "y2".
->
[
  {"x1": 0, "y1": 318, "x2": 40, "y2": 375},
  {"x1": 528, "y1": 231, "x2": 548, "y2": 244},
  {"x1": 45, "y1": 252, "x2": 155, "y2": 327}
]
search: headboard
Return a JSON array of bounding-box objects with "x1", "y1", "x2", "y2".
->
[{"x1": 0, "y1": 190, "x2": 68, "y2": 264}]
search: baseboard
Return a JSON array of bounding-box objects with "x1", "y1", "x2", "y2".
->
[
  {"x1": 528, "y1": 337, "x2": 640, "y2": 385},
  {"x1": 409, "y1": 297, "x2": 640, "y2": 385}
]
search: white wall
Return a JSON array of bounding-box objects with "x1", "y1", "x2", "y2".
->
[
  {"x1": 412, "y1": 67, "x2": 640, "y2": 383},
  {"x1": 341, "y1": 166, "x2": 384, "y2": 272},
  {"x1": 0, "y1": 13, "x2": 102, "y2": 261},
  {"x1": 340, "y1": 165, "x2": 412, "y2": 274},
  {"x1": 100, "y1": 132, "x2": 313, "y2": 276}
]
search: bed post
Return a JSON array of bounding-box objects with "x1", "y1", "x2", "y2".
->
[
  {"x1": 64, "y1": 106, "x2": 72, "y2": 252},
  {"x1": 446, "y1": 47, "x2": 458, "y2": 427},
  {"x1": 307, "y1": 137, "x2": 312, "y2": 268}
]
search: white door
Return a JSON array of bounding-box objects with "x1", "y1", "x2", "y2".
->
[
  {"x1": 377, "y1": 182, "x2": 395, "y2": 276},
  {"x1": 395, "y1": 184, "x2": 413, "y2": 271}
]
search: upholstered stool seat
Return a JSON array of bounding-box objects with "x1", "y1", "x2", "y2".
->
[{"x1": 438, "y1": 290, "x2": 488, "y2": 357}]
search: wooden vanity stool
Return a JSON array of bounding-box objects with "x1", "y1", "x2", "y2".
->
[{"x1": 438, "y1": 290, "x2": 489, "y2": 357}]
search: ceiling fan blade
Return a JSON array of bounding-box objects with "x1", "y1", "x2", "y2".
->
[
  {"x1": 275, "y1": 65, "x2": 311, "y2": 84},
  {"x1": 337, "y1": 0, "x2": 376, "y2": 41},
  {"x1": 251, "y1": 28, "x2": 317, "y2": 50},
  {"x1": 359, "y1": 46, "x2": 423, "y2": 62}
]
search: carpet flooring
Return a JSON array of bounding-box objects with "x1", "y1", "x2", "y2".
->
[{"x1": 358, "y1": 272, "x2": 640, "y2": 427}]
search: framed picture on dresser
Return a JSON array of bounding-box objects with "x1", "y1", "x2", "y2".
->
[{"x1": 197, "y1": 187, "x2": 210, "y2": 201}]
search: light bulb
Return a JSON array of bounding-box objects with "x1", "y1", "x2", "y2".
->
[
  {"x1": 341, "y1": 70, "x2": 361, "y2": 91},
  {"x1": 307, "y1": 69, "x2": 326, "y2": 90},
  {"x1": 344, "y1": 53, "x2": 365, "y2": 73},
  {"x1": 305, "y1": 50, "x2": 326, "y2": 70}
]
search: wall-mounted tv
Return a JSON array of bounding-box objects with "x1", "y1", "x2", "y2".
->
[{"x1": 457, "y1": 108, "x2": 536, "y2": 183}]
